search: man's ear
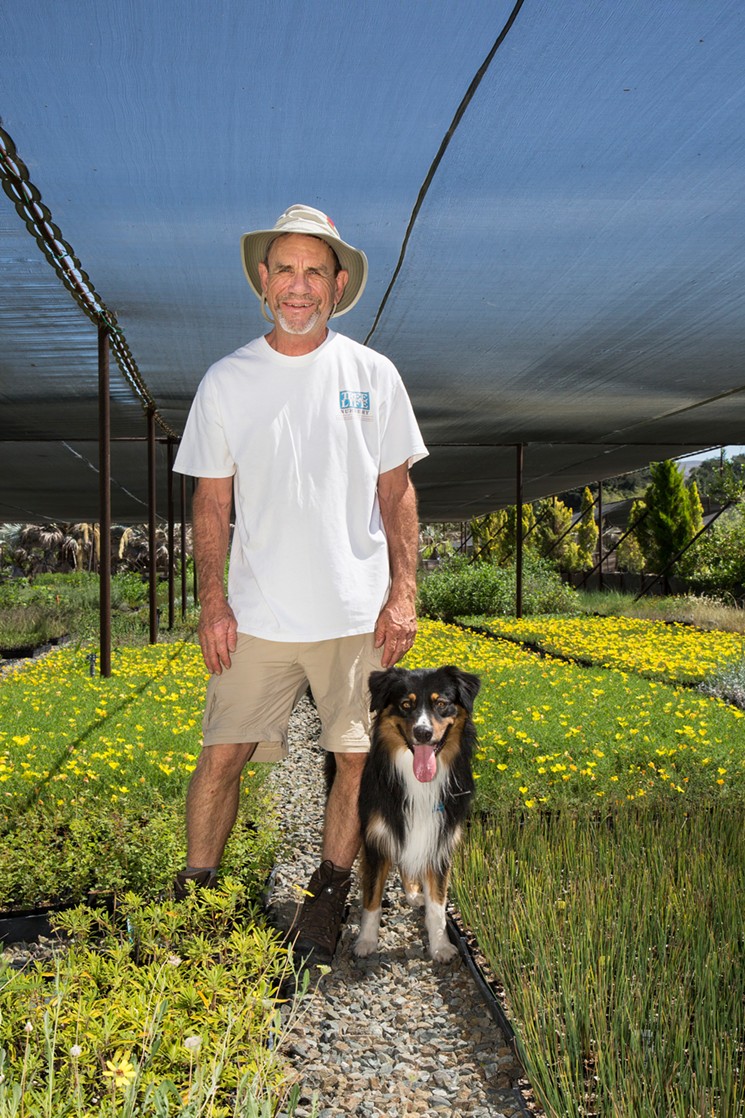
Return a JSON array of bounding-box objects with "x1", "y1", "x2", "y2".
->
[
  {"x1": 334, "y1": 268, "x2": 349, "y2": 307},
  {"x1": 257, "y1": 261, "x2": 269, "y2": 294}
]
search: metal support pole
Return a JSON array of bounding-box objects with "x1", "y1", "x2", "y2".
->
[
  {"x1": 98, "y1": 324, "x2": 112, "y2": 678},
  {"x1": 515, "y1": 444, "x2": 524, "y2": 618},
  {"x1": 180, "y1": 472, "x2": 187, "y2": 619},
  {"x1": 597, "y1": 480, "x2": 603, "y2": 592},
  {"x1": 167, "y1": 439, "x2": 175, "y2": 631},
  {"x1": 192, "y1": 478, "x2": 198, "y2": 606},
  {"x1": 147, "y1": 407, "x2": 158, "y2": 644}
]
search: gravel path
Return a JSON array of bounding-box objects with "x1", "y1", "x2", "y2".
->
[{"x1": 268, "y1": 698, "x2": 539, "y2": 1118}]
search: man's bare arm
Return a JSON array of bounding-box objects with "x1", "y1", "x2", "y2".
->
[
  {"x1": 192, "y1": 476, "x2": 238, "y2": 674},
  {"x1": 375, "y1": 462, "x2": 419, "y2": 668}
]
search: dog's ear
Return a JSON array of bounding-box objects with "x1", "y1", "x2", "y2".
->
[
  {"x1": 445, "y1": 666, "x2": 481, "y2": 713},
  {"x1": 368, "y1": 668, "x2": 401, "y2": 713}
]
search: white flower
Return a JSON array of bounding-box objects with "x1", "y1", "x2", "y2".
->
[
  {"x1": 24, "y1": 1021, "x2": 33, "y2": 1034},
  {"x1": 184, "y1": 1035, "x2": 202, "y2": 1051},
  {"x1": 70, "y1": 1044, "x2": 83, "y2": 1058},
  {"x1": 168, "y1": 954, "x2": 182, "y2": 967}
]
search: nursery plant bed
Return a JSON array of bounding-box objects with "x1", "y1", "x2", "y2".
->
[
  {"x1": 0, "y1": 891, "x2": 114, "y2": 944},
  {"x1": 0, "y1": 634, "x2": 69, "y2": 660}
]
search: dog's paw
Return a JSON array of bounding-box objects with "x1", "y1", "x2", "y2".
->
[
  {"x1": 353, "y1": 936, "x2": 379, "y2": 958},
  {"x1": 429, "y1": 939, "x2": 459, "y2": 964}
]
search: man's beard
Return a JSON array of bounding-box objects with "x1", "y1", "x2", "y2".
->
[{"x1": 275, "y1": 305, "x2": 323, "y2": 335}]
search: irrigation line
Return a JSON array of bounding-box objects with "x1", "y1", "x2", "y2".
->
[{"x1": 446, "y1": 905, "x2": 521, "y2": 1058}]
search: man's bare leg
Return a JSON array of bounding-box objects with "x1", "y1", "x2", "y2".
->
[
  {"x1": 321, "y1": 751, "x2": 367, "y2": 869},
  {"x1": 185, "y1": 741, "x2": 257, "y2": 868}
]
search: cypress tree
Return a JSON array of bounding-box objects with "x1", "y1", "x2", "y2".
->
[
  {"x1": 644, "y1": 460, "x2": 694, "y2": 583},
  {"x1": 576, "y1": 487, "x2": 598, "y2": 570}
]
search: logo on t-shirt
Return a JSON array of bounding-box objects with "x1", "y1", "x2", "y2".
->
[{"x1": 339, "y1": 390, "x2": 371, "y2": 418}]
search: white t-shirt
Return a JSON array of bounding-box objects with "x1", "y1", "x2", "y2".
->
[{"x1": 174, "y1": 330, "x2": 428, "y2": 641}]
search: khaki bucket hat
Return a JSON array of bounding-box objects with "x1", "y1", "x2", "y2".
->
[{"x1": 241, "y1": 204, "x2": 369, "y2": 317}]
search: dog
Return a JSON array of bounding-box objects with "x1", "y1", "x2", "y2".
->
[{"x1": 353, "y1": 664, "x2": 480, "y2": 963}]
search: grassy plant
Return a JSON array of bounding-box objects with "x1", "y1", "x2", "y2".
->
[
  {"x1": 576, "y1": 588, "x2": 745, "y2": 633},
  {"x1": 453, "y1": 807, "x2": 745, "y2": 1118},
  {"x1": 0, "y1": 572, "x2": 199, "y2": 652},
  {"x1": 0, "y1": 605, "x2": 68, "y2": 651},
  {"x1": 0, "y1": 882, "x2": 317, "y2": 1116}
]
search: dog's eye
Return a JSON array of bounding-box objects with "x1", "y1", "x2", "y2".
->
[
  {"x1": 400, "y1": 699, "x2": 413, "y2": 711},
  {"x1": 435, "y1": 698, "x2": 451, "y2": 712}
]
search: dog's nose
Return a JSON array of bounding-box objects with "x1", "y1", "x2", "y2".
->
[{"x1": 413, "y1": 722, "x2": 434, "y2": 744}]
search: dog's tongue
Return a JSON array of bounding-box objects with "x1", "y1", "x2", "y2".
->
[{"x1": 413, "y1": 743, "x2": 437, "y2": 783}]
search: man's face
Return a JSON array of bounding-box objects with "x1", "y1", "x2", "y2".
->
[{"x1": 258, "y1": 233, "x2": 348, "y2": 336}]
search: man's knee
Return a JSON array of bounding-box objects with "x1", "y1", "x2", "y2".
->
[
  {"x1": 194, "y1": 741, "x2": 257, "y2": 783},
  {"x1": 329, "y1": 751, "x2": 367, "y2": 787}
]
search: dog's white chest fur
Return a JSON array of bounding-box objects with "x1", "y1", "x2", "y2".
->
[{"x1": 393, "y1": 750, "x2": 452, "y2": 877}]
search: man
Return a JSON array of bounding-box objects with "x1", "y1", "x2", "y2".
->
[{"x1": 173, "y1": 204, "x2": 427, "y2": 967}]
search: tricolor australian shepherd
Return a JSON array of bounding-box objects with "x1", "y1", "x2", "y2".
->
[{"x1": 354, "y1": 665, "x2": 480, "y2": 963}]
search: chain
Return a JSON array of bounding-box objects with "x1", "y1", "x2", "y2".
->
[{"x1": 0, "y1": 125, "x2": 178, "y2": 440}]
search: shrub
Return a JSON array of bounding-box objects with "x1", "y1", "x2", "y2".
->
[{"x1": 417, "y1": 555, "x2": 578, "y2": 622}]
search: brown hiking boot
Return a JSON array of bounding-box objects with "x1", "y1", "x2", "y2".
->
[
  {"x1": 173, "y1": 867, "x2": 218, "y2": 901},
  {"x1": 288, "y1": 860, "x2": 352, "y2": 967}
]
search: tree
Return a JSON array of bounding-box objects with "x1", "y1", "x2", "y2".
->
[
  {"x1": 469, "y1": 510, "x2": 510, "y2": 564},
  {"x1": 688, "y1": 453, "x2": 745, "y2": 504},
  {"x1": 616, "y1": 498, "x2": 647, "y2": 573},
  {"x1": 687, "y1": 480, "x2": 704, "y2": 536},
  {"x1": 575, "y1": 487, "x2": 598, "y2": 570},
  {"x1": 534, "y1": 496, "x2": 576, "y2": 568},
  {"x1": 644, "y1": 461, "x2": 694, "y2": 586}
]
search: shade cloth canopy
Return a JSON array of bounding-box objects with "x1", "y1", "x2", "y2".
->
[{"x1": 2, "y1": 0, "x2": 744, "y2": 523}]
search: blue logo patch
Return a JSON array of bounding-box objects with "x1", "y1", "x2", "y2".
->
[{"x1": 339, "y1": 390, "x2": 371, "y2": 416}]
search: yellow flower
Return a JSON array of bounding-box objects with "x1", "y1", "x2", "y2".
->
[{"x1": 102, "y1": 1053, "x2": 137, "y2": 1089}]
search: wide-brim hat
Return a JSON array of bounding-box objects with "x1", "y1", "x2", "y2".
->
[{"x1": 241, "y1": 204, "x2": 368, "y2": 317}]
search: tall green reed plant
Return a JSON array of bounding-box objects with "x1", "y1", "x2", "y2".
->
[{"x1": 453, "y1": 805, "x2": 745, "y2": 1118}]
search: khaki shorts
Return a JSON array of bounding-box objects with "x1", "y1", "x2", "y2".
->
[{"x1": 201, "y1": 632, "x2": 383, "y2": 761}]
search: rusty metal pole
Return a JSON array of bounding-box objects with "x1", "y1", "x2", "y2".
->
[
  {"x1": 98, "y1": 324, "x2": 112, "y2": 677},
  {"x1": 180, "y1": 472, "x2": 187, "y2": 619},
  {"x1": 147, "y1": 407, "x2": 158, "y2": 644},
  {"x1": 192, "y1": 478, "x2": 198, "y2": 606},
  {"x1": 166, "y1": 439, "x2": 175, "y2": 630},
  {"x1": 515, "y1": 444, "x2": 524, "y2": 618},
  {"x1": 597, "y1": 480, "x2": 603, "y2": 592}
]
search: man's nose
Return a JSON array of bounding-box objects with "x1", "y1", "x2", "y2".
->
[{"x1": 287, "y1": 269, "x2": 312, "y2": 293}]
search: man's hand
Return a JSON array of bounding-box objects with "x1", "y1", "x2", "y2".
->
[
  {"x1": 198, "y1": 599, "x2": 238, "y2": 674},
  {"x1": 374, "y1": 597, "x2": 417, "y2": 668},
  {"x1": 376, "y1": 463, "x2": 420, "y2": 668}
]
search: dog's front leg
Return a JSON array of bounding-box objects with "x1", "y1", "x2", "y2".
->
[
  {"x1": 423, "y1": 866, "x2": 458, "y2": 963},
  {"x1": 354, "y1": 848, "x2": 390, "y2": 958}
]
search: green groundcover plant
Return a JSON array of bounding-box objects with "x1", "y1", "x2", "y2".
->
[
  {"x1": 0, "y1": 883, "x2": 317, "y2": 1117},
  {"x1": 3, "y1": 609, "x2": 745, "y2": 1116},
  {"x1": 0, "y1": 642, "x2": 276, "y2": 908},
  {"x1": 460, "y1": 613, "x2": 745, "y2": 685},
  {"x1": 406, "y1": 620, "x2": 745, "y2": 813}
]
